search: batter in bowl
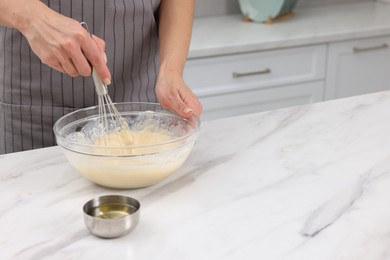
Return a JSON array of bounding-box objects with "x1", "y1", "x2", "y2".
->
[
  {"x1": 61, "y1": 116, "x2": 196, "y2": 189},
  {"x1": 63, "y1": 126, "x2": 193, "y2": 188},
  {"x1": 93, "y1": 127, "x2": 174, "y2": 155}
]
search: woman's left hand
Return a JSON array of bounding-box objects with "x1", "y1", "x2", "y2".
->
[{"x1": 155, "y1": 72, "x2": 202, "y2": 119}]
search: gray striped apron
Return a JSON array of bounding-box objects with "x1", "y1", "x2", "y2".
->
[{"x1": 0, "y1": 0, "x2": 161, "y2": 154}]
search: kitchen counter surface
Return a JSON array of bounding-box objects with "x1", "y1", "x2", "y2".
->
[
  {"x1": 189, "y1": 1, "x2": 390, "y2": 58},
  {"x1": 2, "y1": 91, "x2": 390, "y2": 259}
]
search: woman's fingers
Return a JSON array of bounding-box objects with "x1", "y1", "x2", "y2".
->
[
  {"x1": 61, "y1": 58, "x2": 79, "y2": 77},
  {"x1": 50, "y1": 61, "x2": 66, "y2": 74},
  {"x1": 178, "y1": 92, "x2": 203, "y2": 118},
  {"x1": 63, "y1": 38, "x2": 93, "y2": 77},
  {"x1": 81, "y1": 34, "x2": 111, "y2": 84},
  {"x1": 92, "y1": 35, "x2": 106, "y2": 53},
  {"x1": 40, "y1": 45, "x2": 77, "y2": 76},
  {"x1": 169, "y1": 93, "x2": 202, "y2": 119},
  {"x1": 92, "y1": 35, "x2": 107, "y2": 63},
  {"x1": 62, "y1": 29, "x2": 109, "y2": 82},
  {"x1": 155, "y1": 75, "x2": 203, "y2": 119}
]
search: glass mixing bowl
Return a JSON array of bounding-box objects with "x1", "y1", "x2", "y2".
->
[{"x1": 53, "y1": 102, "x2": 200, "y2": 189}]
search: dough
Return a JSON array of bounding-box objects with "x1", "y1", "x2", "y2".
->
[{"x1": 93, "y1": 127, "x2": 174, "y2": 155}]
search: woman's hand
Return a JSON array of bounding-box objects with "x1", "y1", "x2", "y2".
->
[
  {"x1": 17, "y1": 1, "x2": 111, "y2": 84},
  {"x1": 155, "y1": 72, "x2": 202, "y2": 119}
]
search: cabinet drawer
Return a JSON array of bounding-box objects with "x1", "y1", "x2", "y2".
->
[
  {"x1": 184, "y1": 45, "x2": 326, "y2": 97},
  {"x1": 325, "y1": 36, "x2": 390, "y2": 99},
  {"x1": 199, "y1": 81, "x2": 324, "y2": 121}
]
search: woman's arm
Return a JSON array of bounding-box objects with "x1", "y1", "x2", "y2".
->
[
  {"x1": 155, "y1": 0, "x2": 202, "y2": 118},
  {"x1": 0, "y1": 0, "x2": 110, "y2": 84}
]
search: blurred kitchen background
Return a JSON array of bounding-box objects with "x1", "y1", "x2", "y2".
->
[
  {"x1": 186, "y1": 0, "x2": 390, "y2": 121},
  {"x1": 194, "y1": 0, "x2": 369, "y2": 17}
]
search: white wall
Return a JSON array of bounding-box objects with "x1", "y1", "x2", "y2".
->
[
  {"x1": 298, "y1": 0, "x2": 369, "y2": 7},
  {"x1": 195, "y1": 0, "x2": 239, "y2": 17},
  {"x1": 194, "y1": 0, "x2": 372, "y2": 17}
]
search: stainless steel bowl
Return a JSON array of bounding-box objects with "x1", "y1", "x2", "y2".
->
[{"x1": 83, "y1": 195, "x2": 140, "y2": 238}]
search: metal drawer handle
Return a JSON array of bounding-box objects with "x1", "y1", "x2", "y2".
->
[
  {"x1": 353, "y1": 43, "x2": 388, "y2": 53},
  {"x1": 232, "y1": 68, "x2": 271, "y2": 78}
]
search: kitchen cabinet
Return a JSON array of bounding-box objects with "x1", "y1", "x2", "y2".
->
[
  {"x1": 184, "y1": 45, "x2": 327, "y2": 120},
  {"x1": 325, "y1": 36, "x2": 390, "y2": 100},
  {"x1": 185, "y1": 35, "x2": 390, "y2": 121},
  {"x1": 196, "y1": 81, "x2": 323, "y2": 120},
  {"x1": 186, "y1": 2, "x2": 390, "y2": 120}
]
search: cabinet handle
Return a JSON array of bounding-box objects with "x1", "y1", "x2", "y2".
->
[
  {"x1": 353, "y1": 43, "x2": 388, "y2": 53},
  {"x1": 232, "y1": 68, "x2": 271, "y2": 78}
]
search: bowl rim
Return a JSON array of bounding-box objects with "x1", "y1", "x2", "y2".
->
[
  {"x1": 58, "y1": 137, "x2": 197, "y2": 157},
  {"x1": 83, "y1": 194, "x2": 141, "y2": 219},
  {"x1": 53, "y1": 102, "x2": 201, "y2": 152}
]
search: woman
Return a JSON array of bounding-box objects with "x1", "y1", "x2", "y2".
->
[{"x1": 0, "y1": 0, "x2": 202, "y2": 154}]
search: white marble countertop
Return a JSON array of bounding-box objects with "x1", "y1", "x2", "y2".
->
[
  {"x1": 2, "y1": 90, "x2": 390, "y2": 259},
  {"x1": 189, "y1": 1, "x2": 390, "y2": 58}
]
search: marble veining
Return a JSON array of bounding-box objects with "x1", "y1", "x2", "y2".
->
[
  {"x1": 301, "y1": 176, "x2": 365, "y2": 237},
  {"x1": 2, "y1": 91, "x2": 390, "y2": 259},
  {"x1": 189, "y1": 2, "x2": 390, "y2": 58}
]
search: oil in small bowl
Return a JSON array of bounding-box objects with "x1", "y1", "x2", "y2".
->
[
  {"x1": 83, "y1": 195, "x2": 140, "y2": 238},
  {"x1": 89, "y1": 203, "x2": 137, "y2": 219}
]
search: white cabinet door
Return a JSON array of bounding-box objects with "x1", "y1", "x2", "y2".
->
[
  {"x1": 198, "y1": 81, "x2": 324, "y2": 121},
  {"x1": 325, "y1": 36, "x2": 390, "y2": 100}
]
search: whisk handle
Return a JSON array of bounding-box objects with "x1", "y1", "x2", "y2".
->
[
  {"x1": 80, "y1": 22, "x2": 108, "y2": 97},
  {"x1": 92, "y1": 68, "x2": 108, "y2": 96}
]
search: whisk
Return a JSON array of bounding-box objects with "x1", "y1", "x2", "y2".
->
[
  {"x1": 81, "y1": 22, "x2": 134, "y2": 147},
  {"x1": 91, "y1": 69, "x2": 134, "y2": 147}
]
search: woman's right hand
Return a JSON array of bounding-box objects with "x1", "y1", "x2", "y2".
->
[{"x1": 17, "y1": 1, "x2": 111, "y2": 85}]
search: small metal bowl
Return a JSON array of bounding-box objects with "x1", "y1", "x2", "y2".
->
[{"x1": 83, "y1": 195, "x2": 140, "y2": 238}]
